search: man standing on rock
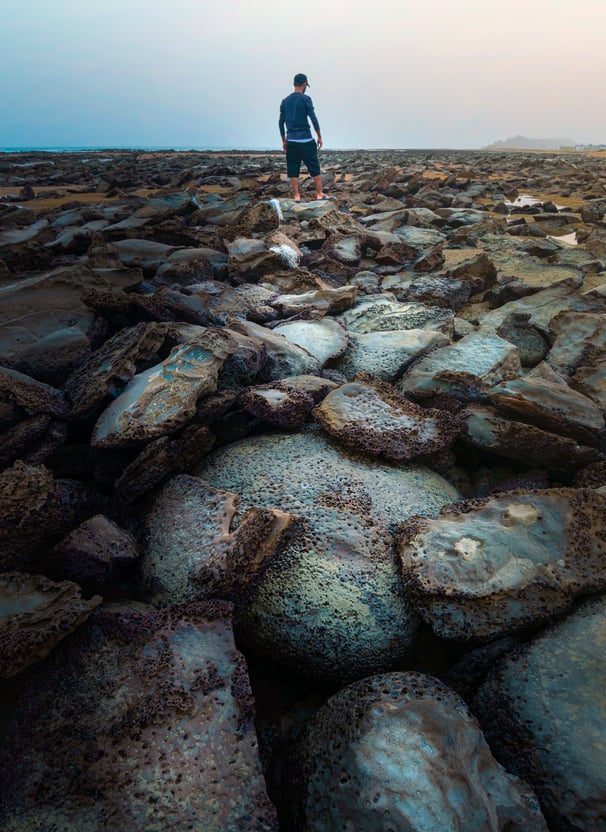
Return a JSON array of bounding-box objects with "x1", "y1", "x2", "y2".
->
[{"x1": 279, "y1": 73, "x2": 330, "y2": 203}]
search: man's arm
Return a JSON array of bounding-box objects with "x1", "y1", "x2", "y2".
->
[
  {"x1": 279, "y1": 102, "x2": 287, "y2": 151},
  {"x1": 306, "y1": 97, "x2": 322, "y2": 148}
]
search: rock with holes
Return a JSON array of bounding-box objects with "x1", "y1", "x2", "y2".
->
[
  {"x1": 238, "y1": 384, "x2": 316, "y2": 429},
  {"x1": 65, "y1": 322, "x2": 170, "y2": 417},
  {"x1": 193, "y1": 427, "x2": 459, "y2": 682},
  {"x1": 91, "y1": 329, "x2": 236, "y2": 448},
  {"x1": 228, "y1": 319, "x2": 321, "y2": 380},
  {"x1": 338, "y1": 295, "x2": 454, "y2": 335},
  {"x1": 547, "y1": 310, "x2": 606, "y2": 375},
  {"x1": 0, "y1": 602, "x2": 278, "y2": 831},
  {"x1": 313, "y1": 374, "x2": 464, "y2": 462},
  {"x1": 271, "y1": 285, "x2": 358, "y2": 317},
  {"x1": 285, "y1": 671, "x2": 547, "y2": 831},
  {"x1": 474, "y1": 595, "x2": 606, "y2": 832},
  {"x1": 0, "y1": 571, "x2": 101, "y2": 677},
  {"x1": 0, "y1": 461, "x2": 98, "y2": 571},
  {"x1": 398, "y1": 332, "x2": 521, "y2": 401},
  {"x1": 0, "y1": 366, "x2": 68, "y2": 417},
  {"x1": 398, "y1": 488, "x2": 606, "y2": 639},
  {"x1": 334, "y1": 329, "x2": 449, "y2": 381}
]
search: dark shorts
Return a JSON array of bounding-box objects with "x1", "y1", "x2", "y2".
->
[{"x1": 286, "y1": 140, "x2": 321, "y2": 178}]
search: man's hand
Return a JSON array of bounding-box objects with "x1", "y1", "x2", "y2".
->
[
  {"x1": 317, "y1": 135, "x2": 323, "y2": 149},
  {"x1": 282, "y1": 137, "x2": 287, "y2": 151}
]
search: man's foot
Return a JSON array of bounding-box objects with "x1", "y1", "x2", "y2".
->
[{"x1": 316, "y1": 194, "x2": 333, "y2": 201}]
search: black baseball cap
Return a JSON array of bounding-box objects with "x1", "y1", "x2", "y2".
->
[{"x1": 293, "y1": 73, "x2": 310, "y2": 86}]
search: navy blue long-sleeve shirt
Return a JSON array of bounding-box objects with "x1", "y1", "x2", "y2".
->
[{"x1": 279, "y1": 92, "x2": 321, "y2": 141}]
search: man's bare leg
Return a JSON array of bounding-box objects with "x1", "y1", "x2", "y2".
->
[
  {"x1": 313, "y1": 174, "x2": 324, "y2": 199},
  {"x1": 290, "y1": 177, "x2": 301, "y2": 202}
]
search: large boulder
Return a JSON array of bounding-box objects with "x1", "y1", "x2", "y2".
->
[
  {"x1": 474, "y1": 595, "x2": 606, "y2": 831},
  {"x1": 193, "y1": 427, "x2": 459, "y2": 682},
  {"x1": 0, "y1": 602, "x2": 278, "y2": 831},
  {"x1": 285, "y1": 671, "x2": 547, "y2": 831}
]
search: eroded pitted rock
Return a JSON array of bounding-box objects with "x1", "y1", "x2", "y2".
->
[
  {"x1": 398, "y1": 332, "x2": 521, "y2": 401},
  {"x1": 0, "y1": 461, "x2": 97, "y2": 571},
  {"x1": 474, "y1": 595, "x2": 606, "y2": 831},
  {"x1": 193, "y1": 427, "x2": 459, "y2": 681},
  {"x1": 547, "y1": 310, "x2": 606, "y2": 375},
  {"x1": 139, "y1": 474, "x2": 295, "y2": 605},
  {"x1": 0, "y1": 571, "x2": 101, "y2": 677},
  {"x1": 0, "y1": 601, "x2": 278, "y2": 831},
  {"x1": 91, "y1": 328, "x2": 236, "y2": 448},
  {"x1": 285, "y1": 671, "x2": 547, "y2": 831},
  {"x1": 238, "y1": 384, "x2": 316, "y2": 429},
  {"x1": 314, "y1": 373, "x2": 464, "y2": 462},
  {"x1": 479, "y1": 279, "x2": 605, "y2": 335},
  {"x1": 271, "y1": 285, "x2": 358, "y2": 317},
  {"x1": 114, "y1": 424, "x2": 216, "y2": 503},
  {"x1": 0, "y1": 366, "x2": 68, "y2": 417},
  {"x1": 228, "y1": 319, "x2": 321, "y2": 380},
  {"x1": 338, "y1": 295, "x2": 454, "y2": 335},
  {"x1": 398, "y1": 488, "x2": 606, "y2": 639},
  {"x1": 334, "y1": 328, "x2": 449, "y2": 381}
]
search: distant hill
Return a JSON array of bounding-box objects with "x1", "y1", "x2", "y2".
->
[{"x1": 485, "y1": 135, "x2": 577, "y2": 150}]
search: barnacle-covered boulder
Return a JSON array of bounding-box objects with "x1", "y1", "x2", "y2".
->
[
  {"x1": 474, "y1": 595, "x2": 606, "y2": 831},
  {"x1": 398, "y1": 488, "x2": 606, "y2": 639},
  {"x1": 285, "y1": 671, "x2": 547, "y2": 831},
  {"x1": 313, "y1": 374, "x2": 464, "y2": 462},
  {"x1": 193, "y1": 427, "x2": 459, "y2": 681},
  {"x1": 398, "y1": 332, "x2": 520, "y2": 401},
  {"x1": 91, "y1": 328, "x2": 236, "y2": 448},
  {"x1": 0, "y1": 571, "x2": 101, "y2": 677},
  {"x1": 0, "y1": 601, "x2": 278, "y2": 831}
]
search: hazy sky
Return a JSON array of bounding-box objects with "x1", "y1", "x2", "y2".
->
[{"x1": 1, "y1": 0, "x2": 604, "y2": 149}]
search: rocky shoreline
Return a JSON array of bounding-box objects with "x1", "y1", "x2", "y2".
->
[{"x1": 1, "y1": 148, "x2": 605, "y2": 830}]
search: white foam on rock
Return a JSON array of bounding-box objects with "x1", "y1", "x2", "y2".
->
[{"x1": 270, "y1": 243, "x2": 300, "y2": 268}]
